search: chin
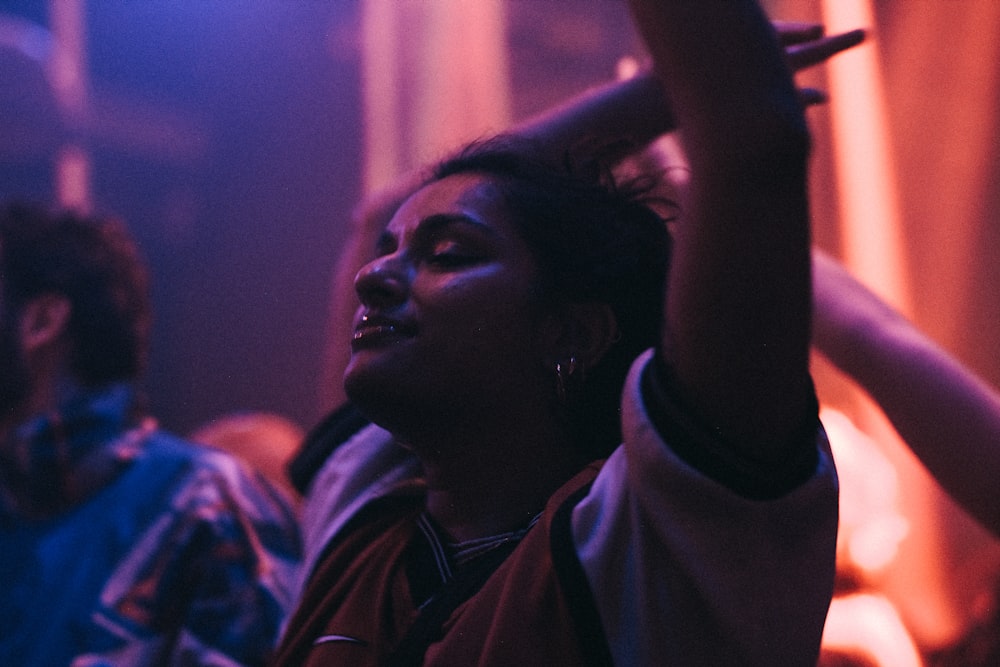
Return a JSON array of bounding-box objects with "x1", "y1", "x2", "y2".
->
[
  {"x1": 344, "y1": 363, "x2": 402, "y2": 416},
  {"x1": 343, "y1": 355, "x2": 386, "y2": 399},
  {"x1": 345, "y1": 367, "x2": 445, "y2": 441}
]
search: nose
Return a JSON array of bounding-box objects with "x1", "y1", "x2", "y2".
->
[{"x1": 354, "y1": 254, "x2": 409, "y2": 307}]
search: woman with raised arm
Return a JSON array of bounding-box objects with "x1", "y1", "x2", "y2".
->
[
  {"x1": 275, "y1": 1, "x2": 842, "y2": 664},
  {"x1": 311, "y1": 23, "x2": 864, "y2": 416}
]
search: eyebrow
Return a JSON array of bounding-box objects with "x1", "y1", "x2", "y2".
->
[{"x1": 417, "y1": 213, "x2": 497, "y2": 236}]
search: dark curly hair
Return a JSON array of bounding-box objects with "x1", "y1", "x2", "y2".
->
[
  {"x1": 432, "y1": 135, "x2": 674, "y2": 460},
  {"x1": 0, "y1": 201, "x2": 151, "y2": 386}
]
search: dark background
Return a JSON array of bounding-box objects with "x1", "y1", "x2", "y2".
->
[
  {"x1": 0, "y1": 0, "x2": 635, "y2": 435},
  {"x1": 2, "y1": 0, "x2": 364, "y2": 433}
]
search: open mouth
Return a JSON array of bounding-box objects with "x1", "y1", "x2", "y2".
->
[{"x1": 351, "y1": 316, "x2": 413, "y2": 349}]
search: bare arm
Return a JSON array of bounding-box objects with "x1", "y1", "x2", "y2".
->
[
  {"x1": 813, "y1": 249, "x2": 1000, "y2": 535},
  {"x1": 318, "y1": 20, "x2": 863, "y2": 414},
  {"x1": 630, "y1": 0, "x2": 814, "y2": 460}
]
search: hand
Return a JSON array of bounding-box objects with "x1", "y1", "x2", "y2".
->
[
  {"x1": 775, "y1": 22, "x2": 867, "y2": 106},
  {"x1": 778, "y1": 22, "x2": 866, "y2": 71}
]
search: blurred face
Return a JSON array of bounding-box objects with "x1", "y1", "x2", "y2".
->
[{"x1": 344, "y1": 173, "x2": 550, "y2": 429}]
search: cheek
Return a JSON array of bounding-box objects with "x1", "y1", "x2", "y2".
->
[
  {"x1": 419, "y1": 278, "x2": 540, "y2": 352},
  {"x1": 418, "y1": 269, "x2": 534, "y2": 315}
]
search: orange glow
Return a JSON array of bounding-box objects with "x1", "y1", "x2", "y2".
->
[
  {"x1": 822, "y1": 408, "x2": 909, "y2": 575},
  {"x1": 48, "y1": 0, "x2": 87, "y2": 119},
  {"x1": 820, "y1": 0, "x2": 908, "y2": 315},
  {"x1": 360, "y1": 0, "x2": 511, "y2": 196},
  {"x1": 823, "y1": 593, "x2": 923, "y2": 667},
  {"x1": 360, "y1": 0, "x2": 402, "y2": 195},
  {"x1": 54, "y1": 144, "x2": 90, "y2": 213},
  {"x1": 822, "y1": 0, "x2": 1000, "y2": 648},
  {"x1": 411, "y1": 0, "x2": 510, "y2": 165},
  {"x1": 48, "y1": 0, "x2": 90, "y2": 212}
]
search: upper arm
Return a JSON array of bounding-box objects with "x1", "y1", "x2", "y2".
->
[{"x1": 627, "y1": 0, "x2": 814, "y2": 458}]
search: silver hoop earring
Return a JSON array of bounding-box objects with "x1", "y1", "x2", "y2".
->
[{"x1": 555, "y1": 356, "x2": 578, "y2": 403}]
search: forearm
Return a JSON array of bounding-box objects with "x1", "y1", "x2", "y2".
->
[
  {"x1": 627, "y1": 1, "x2": 805, "y2": 156},
  {"x1": 631, "y1": 0, "x2": 813, "y2": 453},
  {"x1": 841, "y1": 326, "x2": 1000, "y2": 535},
  {"x1": 514, "y1": 71, "x2": 674, "y2": 162},
  {"x1": 813, "y1": 252, "x2": 1000, "y2": 534}
]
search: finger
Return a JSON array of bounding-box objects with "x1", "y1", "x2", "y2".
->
[
  {"x1": 787, "y1": 29, "x2": 866, "y2": 71},
  {"x1": 799, "y1": 88, "x2": 828, "y2": 107},
  {"x1": 773, "y1": 21, "x2": 824, "y2": 45}
]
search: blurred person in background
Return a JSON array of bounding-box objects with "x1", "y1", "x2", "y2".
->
[
  {"x1": 191, "y1": 410, "x2": 304, "y2": 503},
  {"x1": 0, "y1": 201, "x2": 300, "y2": 666}
]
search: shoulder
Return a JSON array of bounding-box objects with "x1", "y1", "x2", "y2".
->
[
  {"x1": 622, "y1": 349, "x2": 826, "y2": 499},
  {"x1": 563, "y1": 355, "x2": 839, "y2": 665},
  {"x1": 297, "y1": 419, "x2": 420, "y2": 586},
  {"x1": 134, "y1": 430, "x2": 300, "y2": 545},
  {"x1": 288, "y1": 402, "x2": 372, "y2": 494}
]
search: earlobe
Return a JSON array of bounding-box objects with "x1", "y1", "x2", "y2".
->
[
  {"x1": 541, "y1": 302, "x2": 620, "y2": 373},
  {"x1": 572, "y1": 302, "x2": 620, "y2": 370},
  {"x1": 20, "y1": 293, "x2": 72, "y2": 353}
]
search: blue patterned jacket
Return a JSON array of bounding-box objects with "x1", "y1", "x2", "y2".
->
[{"x1": 0, "y1": 384, "x2": 301, "y2": 666}]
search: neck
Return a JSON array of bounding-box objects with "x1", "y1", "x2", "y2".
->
[
  {"x1": 29, "y1": 373, "x2": 85, "y2": 418},
  {"x1": 0, "y1": 374, "x2": 96, "y2": 448},
  {"x1": 406, "y1": 415, "x2": 583, "y2": 542}
]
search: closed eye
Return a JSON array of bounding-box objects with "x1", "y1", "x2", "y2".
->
[
  {"x1": 426, "y1": 250, "x2": 483, "y2": 268},
  {"x1": 424, "y1": 235, "x2": 489, "y2": 269}
]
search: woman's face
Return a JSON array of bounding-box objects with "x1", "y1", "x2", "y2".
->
[{"x1": 344, "y1": 173, "x2": 551, "y2": 425}]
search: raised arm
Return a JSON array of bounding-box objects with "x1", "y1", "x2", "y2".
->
[
  {"x1": 318, "y1": 19, "x2": 862, "y2": 413},
  {"x1": 629, "y1": 0, "x2": 814, "y2": 459},
  {"x1": 812, "y1": 249, "x2": 1000, "y2": 535}
]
